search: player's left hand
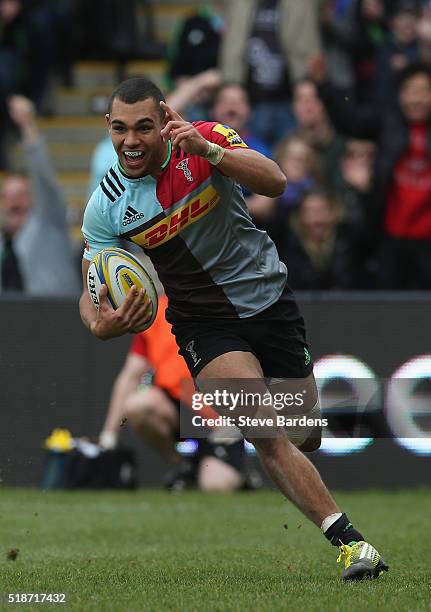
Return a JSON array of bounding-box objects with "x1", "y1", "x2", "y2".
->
[{"x1": 160, "y1": 101, "x2": 209, "y2": 157}]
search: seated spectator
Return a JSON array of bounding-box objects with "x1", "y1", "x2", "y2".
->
[
  {"x1": 310, "y1": 59, "x2": 431, "y2": 288},
  {"x1": 247, "y1": 135, "x2": 317, "y2": 229},
  {"x1": 277, "y1": 188, "x2": 362, "y2": 289},
  {"x1": 99, "y1": 294, "x2": 247, "y2": 492},
  {"x1": 373, "y1": 1, "x2": 423, "y2": 106},
  {"x1": 292, "y1": 79, "x2": 345, "y2": 184},
  {"x1": 0, "y1": 96, "x2": 80, "y2": 295},
  {"x1": 220, "y1": 0, "x2": 321, "y2": 146}
]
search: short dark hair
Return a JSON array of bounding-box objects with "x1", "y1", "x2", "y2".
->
[
  {"x1": 398, "y1": 63, "x2": 431, "y2": 88},
  {"x1": 108, "y1": 77, "x2": 166, "y2": 116}
]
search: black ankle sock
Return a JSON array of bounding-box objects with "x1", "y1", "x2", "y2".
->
[{"x1": 324, "y1": 513, "x2": 364, "y2": 547}]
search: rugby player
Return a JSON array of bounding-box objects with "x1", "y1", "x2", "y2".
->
[{"x1": 79, "y1": 77, "x2": 388, "y2": 581}]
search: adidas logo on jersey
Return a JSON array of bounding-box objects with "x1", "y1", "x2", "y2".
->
[{"x1": 122, "y1": 206, "x2": 145, "y2": 226}]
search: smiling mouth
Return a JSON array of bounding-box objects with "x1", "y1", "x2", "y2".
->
[{"x1": 123, "y1": 151, "x2": 145, "y2": 159}]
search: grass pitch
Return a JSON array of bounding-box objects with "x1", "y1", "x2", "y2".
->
[{"x1": 1, "y1": 488, "x2": 430, "y2": 611}]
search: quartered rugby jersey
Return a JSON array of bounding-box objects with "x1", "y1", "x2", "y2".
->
[{"x1": 82, "y1": 121, "x2": 287, "y2": 321}]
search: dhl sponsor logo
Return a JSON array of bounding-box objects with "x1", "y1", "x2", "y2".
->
[{"x1": 131, "y1": 184, "x2": 220, "y2": 249}]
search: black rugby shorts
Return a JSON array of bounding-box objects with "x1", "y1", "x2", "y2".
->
[{"x1": 171, "y1": 286, "x2": 313, "y2": 379}]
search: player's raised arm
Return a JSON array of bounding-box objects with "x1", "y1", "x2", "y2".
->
[{"x1": 160, "y1": 101, "x2": 286, "y2": 198}]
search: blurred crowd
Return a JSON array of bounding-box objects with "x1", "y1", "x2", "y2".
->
[{"x1": 1, "y1": 0, "x2": 431, "y2": 293}]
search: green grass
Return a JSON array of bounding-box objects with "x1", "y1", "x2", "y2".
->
[{"x1": 0, "y1": 488, "x2": 430, "y2": 612}]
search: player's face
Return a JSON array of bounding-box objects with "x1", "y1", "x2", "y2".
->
[{"x1": 107, "y1": 98, "x2": 166, "y2": 178}]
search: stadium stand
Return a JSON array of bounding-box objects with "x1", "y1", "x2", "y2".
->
[{"x1": 1, "y1": 0, "x2": 431, "y2": 288}]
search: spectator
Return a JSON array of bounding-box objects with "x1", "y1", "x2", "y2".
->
[
  {"x1": 165, "y1": 68, "x2": 221, "y2": 122},
  {"x1": 0, "y1": 0, "x2": 29, "y2": 168},
  {"x1": 220, "y1": 0, "x2": 321, "y2": 146},
  {"x1": 417, "y1": 2, "x2": 431, "y2": 64},
  {"x1": 274, "y1": 135, "x2": 318, "y2": 210},
  {"x1": 292, "y1": 79, "x2": 345, "y2": 184},
  {"x1": 211, "y1": 83, "x2": 272, "y2": 158},
  {"x1": 0, "y1": 96, "x2": 81, "y2": 296},
  {"x1": 0, "y1": 0, "x2": 57, "y2": 105},
  {"x1": 311, "y1": 60, "x2": 431, "y2": 288},
  {"x1": 350, "y1": 0, "x2": 389, "y2": 101},
  {"x1": 332, "y1": 138, "x2": 376, "y2": 235},
  {"x1": 248, "y1": 135, "x2": 317, "y2": 225},
  {"x1": 210, "y1": 82, "x2": 273, "y2": 199},
  {"x1": 277, "y1": 188, "x2": 362, "y2": 290},
  {"x1": 166, "y1": 3, "x2": 223, "y2": 89},
  {"x1": 319, "y1": 0, "x2": 357, "y2": 90},
  {"x1": 0, "y1": 0, "x2": 58, "y2": 166},
  {"x1": 373, "y1": 1, "x2": 423, "y2": 106}
]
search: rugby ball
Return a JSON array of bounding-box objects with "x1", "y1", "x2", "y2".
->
[{"x1": 87, "y1": 247, "x2": 158, "y2": 332}]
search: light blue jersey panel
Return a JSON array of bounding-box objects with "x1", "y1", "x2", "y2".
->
[
  {"x1": 82, "y1": 189, "x2": 122, "y2": 261},
  {"x1": 82, "y1": 166, "x2": 164, "y2": 262}
]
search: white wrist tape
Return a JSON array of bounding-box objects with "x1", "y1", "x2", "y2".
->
[{"x1": 204, "y1": 141, "x2": 225, "y2": 165}]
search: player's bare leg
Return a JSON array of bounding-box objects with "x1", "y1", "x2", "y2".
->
[
  {"x1": 197, "y1": 351, "x2": 389, "y2": 580},
  {"x1": 197, "y1": 351, "x2": 338, "y2": 524},
  {"x1": 124, "y1": 386, "x2": 180, "y2": 464}
]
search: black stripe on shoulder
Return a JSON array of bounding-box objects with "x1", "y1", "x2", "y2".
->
[
  {"x1": 104, "y1": 175, "x2": 121, "y2": 197},
  {"x1": 100, "y1": 180, "x2": 116, "y2": 202},
  {"x1": 109, "y1": 167, "x2": 125, "y2": 191}
]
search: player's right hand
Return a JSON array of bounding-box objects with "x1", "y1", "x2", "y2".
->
[{"x1": 90, "y1": 284, "x2": 152, "y2": 340}]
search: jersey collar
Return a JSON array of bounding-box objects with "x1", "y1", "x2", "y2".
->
[{"x1": 161, "y1": 139, "x2": 172, "y2": 170}]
